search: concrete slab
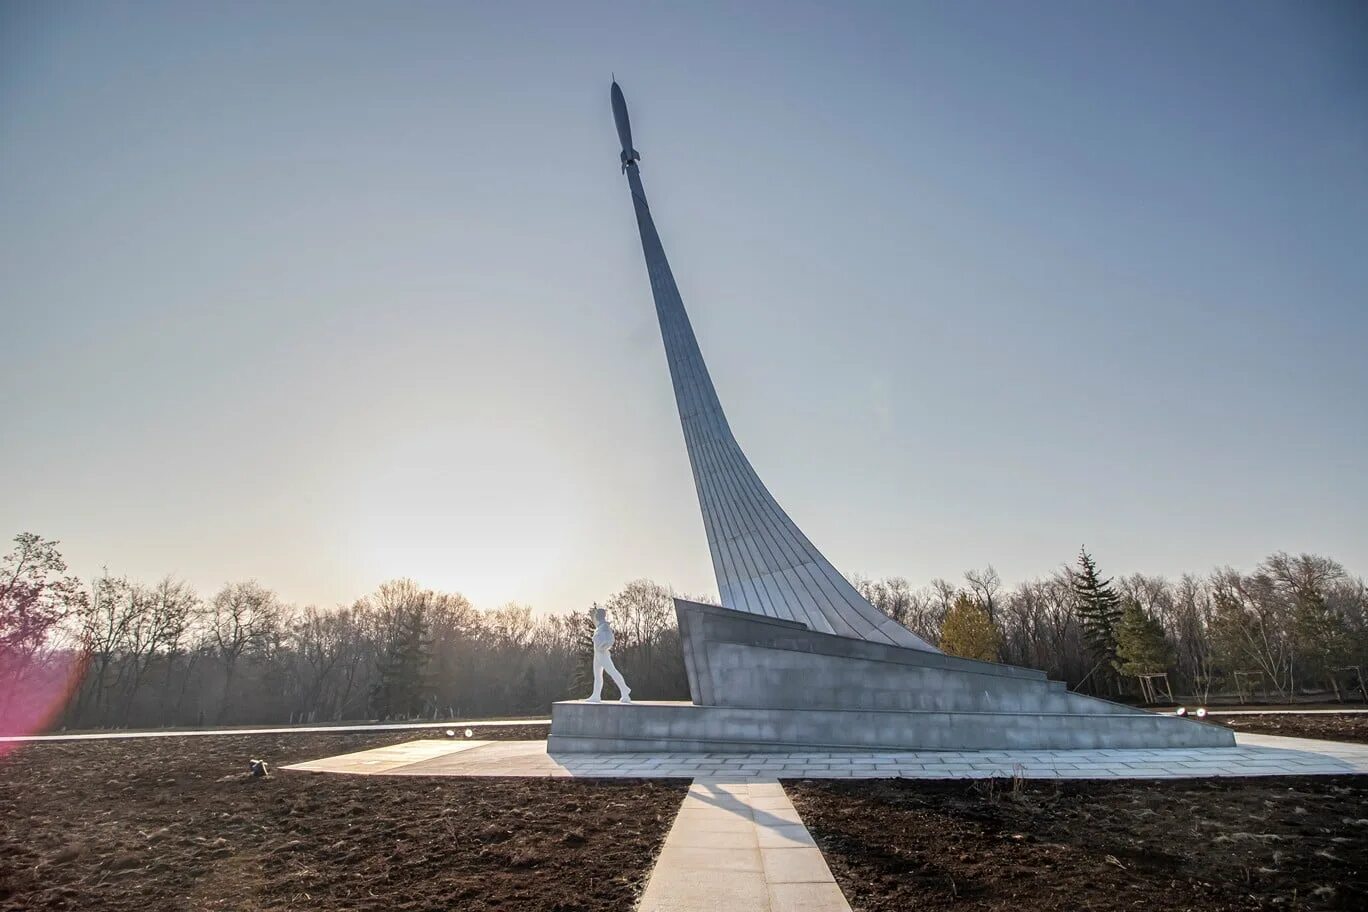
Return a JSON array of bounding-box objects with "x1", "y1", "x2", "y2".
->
[
  {"x1": 751, "y1": 794, "x2": 804, "y2": 809},
  {"x1": 761, "y1": 847, "x2": 836, "y2": 884},
  {"x1": 282, "y1": 739, "x2": 488, "y2": 773},
  {"x1": 671, "y1": 808, "x2": 755, "y2": 832},
  {"x1": 679, "y1": 795, "x2": 750, "y2": 812},
  {"x1": 668, "y1": 828, "x2": 757, "y2": 850},
  {"x1": 755, "y1": 804, "x2": 805, "y2": 825},
  {"x1": 756, "y1": 824, "x2": 818, "y2": 849},
  {"x1": 768, "y1": 882, "x2": 854, "y2": 912},
  {"x1": 638, "y1": 869, "x2": 770, "y2": 911},
  {"x1": 655, "y1": 845, "x2": 763, "y2": 873}
]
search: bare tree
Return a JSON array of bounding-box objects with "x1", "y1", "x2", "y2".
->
[
  {"x1": 929, "y1": 578, "x2": 959, "y2": 617},
  {"x1": 1208, "y1": 567, "x2": 1294, "y2": 699},
  {"x1": 854, "y1": 575, "x2": 944, "y2": 643},
  {"x1": 604, "y1": 579, "x2": 684, "y2": 699},
  {"x1": 207, "y1": 581, "x2": 282, "y2": 721},
  {"x1": 964, "y1": 565, "x2": 1002, "y2": 621},
  {"x1": 116, "y1": 577, "x2": 196, "y2": 724}
]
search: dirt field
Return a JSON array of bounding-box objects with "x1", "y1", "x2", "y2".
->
[
  {"x1": 1216, "y1": 713, "x2": 1368, "y2": 745},
  {"x1": 7, "y1": 720, "x2": 1367, "y2": 911},
  {"x1": 0, "y1": 726, "x2": 686, "y2": 912},
  {"x1": 786, "y1": 776, "x2": 1368, "y2": 912}
]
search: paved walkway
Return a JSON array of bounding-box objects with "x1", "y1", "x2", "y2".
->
[
  {"x1": 636, "y1": 780, "x2": 849, "y2": 912},
  {"x1": 285, "y1": 732, "x2": 1368, "y2": 779}
]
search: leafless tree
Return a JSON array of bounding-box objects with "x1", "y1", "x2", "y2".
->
[
  {"x1": 115, "y1": 577, "x2": 197, "y2": 724},
  {"x1": 207, "y1": 581, "x2": 283, "y2": 721},
  {"x1": 964, "y1": 565, "x2": 1002, "y2": 620}
]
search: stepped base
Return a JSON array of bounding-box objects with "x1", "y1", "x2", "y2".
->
[
  {"x1": 549, "y1": 600, "x2": 1234, "y2": 754},
  {"x1": 547, "y1": 700, "x2": 1235, "y2": 753}
]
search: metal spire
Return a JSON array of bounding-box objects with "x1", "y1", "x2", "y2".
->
[{"x1": 611, "y1": 81, "x2": 937, "y2": 651}]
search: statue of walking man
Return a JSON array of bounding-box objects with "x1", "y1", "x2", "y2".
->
[{"x1": 587, "y1": 606, "x2": 632, "y2": 704}]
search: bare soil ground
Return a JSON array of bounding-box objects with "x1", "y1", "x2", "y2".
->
[
  {"x1": 0, "y1": 725, "x2": 687, "y2": 912},
  {"x1": 1216, "y1": 713, "x2": 1368, "y2": 745},
  {"x1": 786, "y1": 776, "x2": 1368, "y2": 912}
]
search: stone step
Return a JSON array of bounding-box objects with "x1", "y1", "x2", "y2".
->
[{"x1": 548, "y1": 700, "x2": 1235, "y2": 754}]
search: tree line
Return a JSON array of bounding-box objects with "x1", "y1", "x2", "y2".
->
[
  {"x1": 1, "y1": 532, "x2": 1364, "y2": 733},
  {"x1": 854, "y1": 549, "x2": 1367, "y2": 702}
]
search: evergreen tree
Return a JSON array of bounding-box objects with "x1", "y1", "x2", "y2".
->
[
  {"x1": 567, "y1": 606, "x2": 597, "y2": 698},
  {"x1": 1114, "y1": 600, "x2": 1173, "y2": 677},
  {"x1": 1292, "y1": 591, "x2": 1353, "y2": 687},
  {"x1": 372, "y1": 603, "x2": 434, "y2": 719},
  {"x1": 938, "y1": 592, "x2": 1002, "y2": 662},
  {"x1": 1071, "y1": 547, "x2": 1123, "y2": 691},
  {"x1": 515, "y1": 664, "x2": 540, "y2": 713}
]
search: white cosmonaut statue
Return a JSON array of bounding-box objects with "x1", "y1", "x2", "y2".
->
[{"x1": 587, "y1": 606, "x2": 632, "y2": 704}]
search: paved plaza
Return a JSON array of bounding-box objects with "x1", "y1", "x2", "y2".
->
[{"x1": 285, "y1": 731, "x2": 1368, "y2": 779}]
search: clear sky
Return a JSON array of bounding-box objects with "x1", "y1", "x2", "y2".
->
[{"x1": 2, "y1": 1, "x2": 1365, "y2": 613}]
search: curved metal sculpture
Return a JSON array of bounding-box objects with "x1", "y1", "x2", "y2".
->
[{"x1": 612, "y1": 81, "x2": 936, "y2": 651}]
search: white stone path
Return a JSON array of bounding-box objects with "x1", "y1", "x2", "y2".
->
[{"x1": 637, "y1": 780, "x2": 849, "y2": 912}]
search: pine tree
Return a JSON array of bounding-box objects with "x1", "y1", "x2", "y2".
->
[
  {"x1": 372, "y1": 603, "x2": 434, "y2": 719},
  {"x1": 567, "y1": 606, "x2": 597, "y2": 698},
  {"x1": 1071, "y1": 547, "x2": 1123, "y2": 691},
  {"x1": 1114, "y1": 600, "x2": 1173, "y2": 677},
  {"x1": 938, "y1": 592, "x2": 1001, "y2": 662},
  {"x1": 1292, "y1": 591, "x2": 1353, "y2": 687}
]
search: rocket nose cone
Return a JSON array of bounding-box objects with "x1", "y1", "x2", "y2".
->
[
  {"x1": 611, "y1": 81, "x2": 633, "y2": 152},
  {"x1": 610, "y1": 81, "x2": 625, "y2": 120}
]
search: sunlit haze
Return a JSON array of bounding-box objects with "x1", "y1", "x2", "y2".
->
[{"x1": 3, "y1": 1, "x2": 1365, "y2": 613}]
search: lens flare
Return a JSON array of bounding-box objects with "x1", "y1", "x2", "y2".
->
[{"x1": 0, "y1": 649, "x2": 87, "y2": 759}]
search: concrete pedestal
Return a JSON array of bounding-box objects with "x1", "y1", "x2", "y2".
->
[
  {"x1": 547, "y1": 700, "x2": 1232, "y2": 753},
  {"x1": 547, "y1": 600, "x2": 1234, "y2": 753}
]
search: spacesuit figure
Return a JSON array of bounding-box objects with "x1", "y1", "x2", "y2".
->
[{"x1": 587, "y1": 606, "x2": 632, "y2": 704}]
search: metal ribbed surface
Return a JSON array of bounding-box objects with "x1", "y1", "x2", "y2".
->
[{"x1": 623, "y1": 164, "x2": 937, "y2": 652}]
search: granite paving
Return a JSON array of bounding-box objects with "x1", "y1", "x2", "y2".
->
[{"x1": 284, "y1": 732, "x2": 1368, "y2": 779}]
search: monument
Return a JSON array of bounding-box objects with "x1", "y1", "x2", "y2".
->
[{"x1": 547, "y1": 81, "x2": 1233, "y2": 753}]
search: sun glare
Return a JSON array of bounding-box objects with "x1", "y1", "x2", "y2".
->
[{"x1": 343, "y1": 434, "x2": 587, "y2": 607}]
